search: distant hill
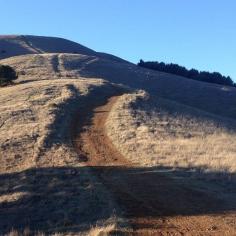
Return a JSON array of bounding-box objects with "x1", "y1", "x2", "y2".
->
[{"x1": 0, "y1": 35, "x2": 124, "y2": 62}]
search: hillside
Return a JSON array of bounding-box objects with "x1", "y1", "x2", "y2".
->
[
  {"x1": 107, "y1": 91, "x2": 236, "y2": 173},
  {"x1": 0, "y1": 36, "x2": 236, "y2": 235},
  {"x1": 2, "y1": 52, "x2": 236, "y2": 120},
  {"x1": 0, "y1": 35, "x2": 124, "y2": 62}
]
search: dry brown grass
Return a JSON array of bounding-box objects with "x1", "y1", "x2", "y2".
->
[
  {"x1": 0, "y1": 53, "x2": 115, "y2": 174},
  {"x1": 106, "y1": 91, "x2": 236, "y2": 175},
  {"x1": 6, "y1": 228, "x2": 62, "y2": 236},
  {"x1": 0, "y1": 78, "x2": 106, "y2": 173},
  {"x1": 0, "y1": 54, "x2": 121, "y2": 235},
  {"x1": 88, "y1": 224, "x2": 116, "y2": 236},
  {"x1": 1, "y1": 51, "x2": 236, "y2": 234},
  {"x1": 6, "y1": 225, "x2": 117, "y2": 236},
  {"x1": 0, "y1": 35, "x2": 96, "y2": 60},
  {"x1": 0, "y1": 53, "x2": 94, "y2": 82}
]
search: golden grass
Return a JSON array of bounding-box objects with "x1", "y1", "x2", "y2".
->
[
  {"x1": 106, "y1": 91, "x2": 236, "y2": 174},
  {"x1": 6, "y1": 228, "x2": 62, "y2": 236},
  {"x1": 6, "y1": 224, "x2": 117, "y2": 236},
  {"x1": 1, "y1": 52, "x2": 236, "y2": 234},
  {"x1": 0, "y1": 54, "x2": 123, "y2": 235},
  {"x1": 0, "y1": 75, "x2": 105, "y2": 173},
  {"x1": 88, "y1": 224, "x2": 116, "y2": 236}
]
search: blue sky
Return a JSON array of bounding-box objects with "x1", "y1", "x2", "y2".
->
[{"x1": 1, "y1": 0, "x2": 236, "y2": 80}]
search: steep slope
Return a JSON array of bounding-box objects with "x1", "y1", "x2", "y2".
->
[
  {"x1": 0, "y1": 75, "x2": 122, "y2": 235},
  {"x1": 2, "y1": 52, "x2": 236, "y2": 174},
  {"x1": 0, "y1": 37, "x2": 236, "y2": 235},
  {"x1": 0, "y1": 78, "x2": 105, "y2": 173}
]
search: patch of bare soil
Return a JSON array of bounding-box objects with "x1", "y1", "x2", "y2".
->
[{"x1": 75, "y1": 93, "x2": 236, "y2": 236}]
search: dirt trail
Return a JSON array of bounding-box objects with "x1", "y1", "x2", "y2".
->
[
  {"x1": 74, "y1": 93, "x2": 236, "y2": 236},
  {"x1": 75, "y1": 95, "x2": 130, "y2": 167}
]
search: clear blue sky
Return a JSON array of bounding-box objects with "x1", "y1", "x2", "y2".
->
[{"x1": 1, "y1": 0, "x2": 236, "y2": 80}]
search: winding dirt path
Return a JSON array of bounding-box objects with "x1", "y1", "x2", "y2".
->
[
  {"x1": 74, "y1": 93, "x2": 236, "y2": 236},
  {"x1": 76, "y1": 95, "x2": 130, "y2": 167}
]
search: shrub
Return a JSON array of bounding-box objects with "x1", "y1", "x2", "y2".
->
[{"x1": 0, "y1": 65, "x2": 18, "y2": 86}]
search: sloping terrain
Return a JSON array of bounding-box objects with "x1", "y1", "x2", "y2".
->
[
  {"x1": 0, "y1": 35, "x2": 94, "y2": 59},
  {"x1": 106, "y1": 91, "x2": 236, "y2": 174},
  {"x1": 0, "y1": 76, "x2": 124, "y2": 235},
  {"x1": 76, "y1": 94, "x2": 236, "y2": 235},
  {"x1": 0, "y1": 35, "x2": 124, "y2": 62},
  {"x1": 0, "y1": 53, "x2": 128, "y2": 234},
  {"x1": 2, "y1": 52, "x2": 236, "y2": 120},
  {"x1": 0, "y1": 77, "x2": 104, "y2": 173},
  {"x1": 0, "y1": 37, "x2": 236, "y2": 235}
]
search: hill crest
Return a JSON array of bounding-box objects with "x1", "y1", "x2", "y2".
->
[{"x1": 0, "y1": 35, "x2": 125, "y2": 62}]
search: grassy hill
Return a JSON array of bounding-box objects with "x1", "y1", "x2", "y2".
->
[
  {"x1": 0, "y1": 36, "x2": 236, "y2": 235},
  {"x1": 2, "y1": 52, "x2": 236, "y2": 120},
  {"x1": 0, "y1": 35, "x2": 124, "y2": 62}
]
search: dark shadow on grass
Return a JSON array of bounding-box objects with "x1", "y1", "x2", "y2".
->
[
  {"x1": 42, "y1": 83, "x2": 125, "y2": 151},
  {"x1": 0, "y1": 166, "x2": 115, "y2": 235},
  {"x1": 0, "y1": 166, "x2": 236, "y2": 235}
]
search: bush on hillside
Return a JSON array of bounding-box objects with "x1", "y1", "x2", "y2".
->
[
  {"x1": 138, "y1": 59, "x2": 235, "y2": 87},
  {"x1": 0, "y1": 65, "x2": 18, "y2": 86}
]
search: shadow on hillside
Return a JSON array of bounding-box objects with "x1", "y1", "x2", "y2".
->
[
  {"x1": 0, "y1": 166, "x2": 236, "y2": 234},
  {"x1": 42, "y1": 85, "x2": 125, "y2": 151},
  {"x1": 77, "y1": 60, "x2": 236, "y2": 120}
]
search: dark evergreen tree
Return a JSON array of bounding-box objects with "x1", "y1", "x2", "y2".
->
[{"x1": 138, "y1": 60, "x2": 235, "y2": 87}]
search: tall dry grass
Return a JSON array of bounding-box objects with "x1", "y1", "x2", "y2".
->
[{"x1": 106, "y1": 91, "x2": 236, "y2": 174}]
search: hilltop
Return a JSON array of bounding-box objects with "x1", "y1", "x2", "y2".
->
[{"x1": 0, "y1": 35, "x2": 124, "y2": 62}]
